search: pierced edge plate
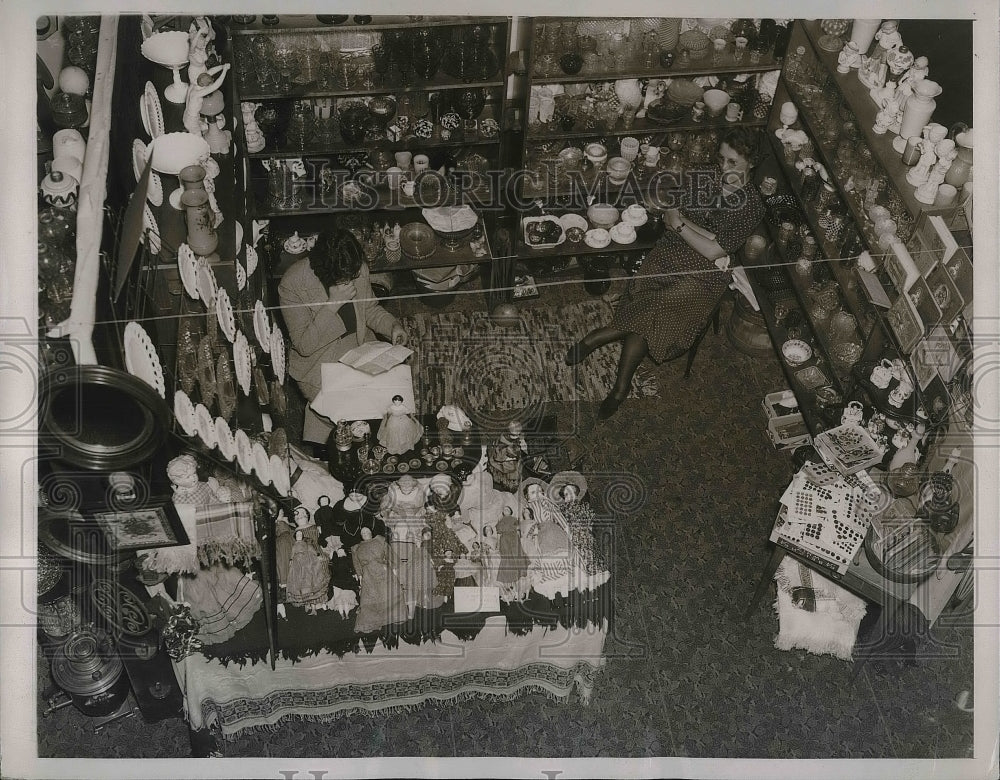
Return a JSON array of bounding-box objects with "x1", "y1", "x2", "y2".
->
[
  {"x1": 252, "y1": 441, "x2": 270, "y2": 483},
  {"x1": 146, "y1": 170, "x2": 163, "y2": 207},
  {"x1": 234, "y1": 428, "x2": 254, "y2": 475},
  {"x1": 253, "y1": 300, "x2": 271, "y2": 353},
  {"x1": 270, "y1": 322, "x2": 285, "y2": 383},
  {"x1": 123, "y1": 321, "x2": 165, "y2": 399},
  {"x1": 235, "y1": 259, "x2": 247, "y2": 291},
  {"x1": 215, "y1": 417, "x2": 236, "y2": 461},
  {"x1": 173, "y1": 389, "x2": 197, "y2": 436},
  {"x1": 233, "y1": 331, "x2": 252, "y2": 396},
  {"x1": 142, "y1": 204, "x2": 161, "y2": 256},
  {"x1": 197, "y1": 262, "x2": 218, "y2": 312},
  {"x1": 194, "y1": 403, "x2": 216, "y2": 448},
  {"x1": 216, "y1": 287, "x2": 237, "y2": 343},
  {"x1": 132, "y1": 139, "x2": 148, "y2": 182},
  {"x1": 270, "y1": 454, "x2": 290, "y2": 496},
  {"x1": 178, "y1": 243, "x2": 199, "y2": 300},
  {"x1": 141, "y1": 81, "x2": 165, "y2": 139},
  {"x1": 245, "y1": 244, "x2": 259, "y2": 276}
]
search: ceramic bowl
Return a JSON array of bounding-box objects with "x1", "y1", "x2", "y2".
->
[
  {"x1": 702, "y1": 89, "x2": 730, "y2": 117},
  {"x1": 610, "y1": 223, "x2": 637, "y2": 244},
  {"x1": 147, "y1": 132, "x2": 210, "y2": 174},
  {"x1": 606, "y1": 156, "x2": 631, "y2": 182},
  {"x1": 587, "y1": 203, "x2": 619, "y2": 229},
  {"x1": 584, "y1": 228, "x2": 611, "y2": 249},
  {"x1": 140, "y1": 30, "x2": 189, "y2": 66},
  {"x1": 622, "y1": 204, "x2": 649, "y2": 226},
  {"x1": 584, "y1": 142, "x2": 607, "y2": 163},
  {"x1": 558, "y1": 213, "x2": 589, "y2": 232},
  {"x1": 565, "y1": 226, "x2": 586, "y2": 243},
  {"x1": 781, "y1": 339, "x2": 813, "y2": 366}
]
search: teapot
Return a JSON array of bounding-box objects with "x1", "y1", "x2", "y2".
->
[{"x1": 870, "y1": 358, "x2": 895, "y2": 389}]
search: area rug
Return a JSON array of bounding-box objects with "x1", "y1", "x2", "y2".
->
[{"x1": 401, "y1": 300, "x2": 659, "y2": 417}]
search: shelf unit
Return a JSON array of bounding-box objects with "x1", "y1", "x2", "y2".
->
[
  {"x1": 228, "y1": 15, "x2": 513, "y2": 283},
  {"x1": 514, "y1": 17, "x2": 782, "y2": 259}
]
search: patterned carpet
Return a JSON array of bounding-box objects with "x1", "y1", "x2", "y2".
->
[
  {"x1": 35, "y1": 283, "x2": 975, "y2": 768},
  {"x1": 402, "y1": 300, "x2": 659, "y2": 418}
]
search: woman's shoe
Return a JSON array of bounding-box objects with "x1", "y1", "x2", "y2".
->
[{"x1": 597, "y1": 393, "x2": 626, "y2": 420}]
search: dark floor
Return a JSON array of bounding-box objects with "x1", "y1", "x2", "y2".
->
[{"x1": 36, "y1": 268, "x2": 975, "y2": 765}]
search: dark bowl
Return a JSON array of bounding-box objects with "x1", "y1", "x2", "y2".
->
[
  {"x1": 558, "y1": 52, "x2": 584, "y2": 75},
  {"x1": 659, "y1": 50, "x2": 675, "y2": 68}
]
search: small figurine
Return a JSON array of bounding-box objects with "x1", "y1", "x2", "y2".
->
[
  {"x1": 187, "y1": 16, "x2": 216, "y2": 86},
  {"x1": 275, "y1": 508, "x2": 295, "y2": 588},
  {"x1": 167, "y1": 452, "x2": 227, "y2": 506},
  {"x1": 377, "y1": 395, "x2": 423, "y2": 455},
  {"x1": 906, "y1": 136, "x2": 937, "y2": 187},
  {"x1": 837, "y1": 41, "x2": 862, "y2": 74},
  {"x1": 241, "y1": 102, "x2": 266, "y2": 153},
  {"x1": 183, "y1": 65, "x2": 231, "y2": 137},
  {"x1": 433, "y1": 548, "x2": 457, "y2": 601}
]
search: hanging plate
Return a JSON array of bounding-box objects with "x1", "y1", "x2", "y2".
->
[
  {"x1": 173, "y1": 389, "x2": 197, "y2": 436},
  {"x1": 270, "y1": 322, "x2": 285, "y2": 382},
  {"x1": 234, "y1": 220, "x2": 244, "y2": 249},
  {"x1": 235, "y1": 259, "x2": 247, "y2": 291},
  {"x1": 142, "y1": 203, "x2": 161, "y2": 256},
  {"x1": 234, "y1": 428, "x2": 253, "y2": 475},
  {"x1": 177, "y1": 243, "x2": 199, "y2": 300},
  {"x1": 215, "y1": 417, "x2": 236, "y2": 461},
  {"x1": 270, "y1": 454, "x2": 290, "y2": 496},
  {"x1": 123, "y1": 321, "x2": 165, "y2": 399},
  {"x1": 141, "y1": 81, "x2": 165, "y2": 139},
  {"x1": 196, "y1": 261, "x2": 218, "y2": 311},
  {"x1": 194, "y1": 403, "x2": 216, "y2": 448},
  {"x1": 132, "y1": 139, "x2": 149, "y2": 182},
  {"x1": 245, "y1": 243, "x2": 259, "y2": 276},
  {"x1": 233, "y1": 331, "x2": 252, "y2": 396},
  {"x1": 146, "y1": 170, "x2": 163, "y2": 207},
  {"x1": 252, "y1": 441, "x2": 270, "y2": 483},
  {"x1": 253, "y1": 300, "x2": 270, "y2": 353},
  {"x1": 216, "y1": 287, "x2": 237, "y2": 343}
]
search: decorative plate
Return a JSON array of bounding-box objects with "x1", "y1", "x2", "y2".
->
[
  {"x1": 194, "y1": 403, "x2": 216, "y2": 448},
  {"x1": 215, "y1": 417, "x2": 236, "y2": 461},
  {"x1": 270, "y1": 454, "x2": 290, "y2": 496},
  {"x1": 234, "y1": 220, "x2": 244, "y2": 249},
  {"x1": 234, "y1": 429, "x2": 253, "y2": 474},
  {"x1": 176, "y1": 243, "x2": 199, "y2": 300},
  {"x1": 253, "y1": 300, "x2": 271, "y2": 353},
  {"x1": 584, "y1": 228, "x2": 611, "y2": 249},
  {"x1": 782, "y1": 339, "x2": 813, "y2": 366},
  {"x1": 252, "y1": 441, "x2": 270, "y2": 482},
  {"x1": 233, "y1": 331, "x2": 252, "y2": 396},
  {"x1": 235, "y1": 260, "x2": 247, "y2": 291},
  {"x1": 440, "y1": 111, "x2": 460, "y2": 130},
  {"x1": 141, "y1": 81, "x2": 165, "y2": 139},
  {"x1": 409, "y1": 458, "x2": 422, "y2": 469},
  {"x1": 558, "y1": 213, "x2": 589, "y2": 232},
  {"x1": 132, "y1": 139, "x2": 148, "y2": 182},
  {"x1": 197, "y1": 262, "x2": 218, "y2": 311},
  {"x1": 646, "y1": 100, "x2": 689, "y2": 125},
  {"x1": 270, "y1": 322, "x2": 286, "y2": 382},
  {"x1": 123, "y1": 321, "x2": 165, "y2": 398},
  {"x1": 216, "y1": 287, "x2": 236, "y2": 343},
  {"x1": 245, "y1": 243, "x2": 259, "y2": 276},
  {"x1": 435, "y1": 460, "x2": 450, "y2": 471},
  {"x1": 142, "y1": 203, "x2": 161, "y2": 256},
  {"x1": 396, "y1": 462, "x2": 410, "y2": 473},
  {"x1": 610, "y1": 224, "x2": 638, "y2": 245},
  {"x1": 173, "y1": 389, "x2": 197, "y2": 436}
]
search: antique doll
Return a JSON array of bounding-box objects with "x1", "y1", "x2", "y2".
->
[
  {"x1": 377, "y1": 395, "x2": 423, "y2": 455},
  {"x1": 351, "y1": 526, "x2": 407, "y2": 633},
  {"x1": 286, "y1": 529, "x2": 331, "y2": 614},
  {"x1": 275, "y1": 508, "x2": 296, "y2": 589},
  {"x1": 495, "y1": 506, "x2": 529, "y2": 599}
]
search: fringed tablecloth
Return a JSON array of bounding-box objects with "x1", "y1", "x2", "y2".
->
[
  {"x1": 179, "y1": 617, "x2": 607, "y2": 736},
  {"x1": 142, "y1": 502, "x2": 259, "y2": 575}
]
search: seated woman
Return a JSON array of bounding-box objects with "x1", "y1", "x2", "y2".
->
[
  {"x1": 278, "y1": 228, "x2": 408, "y2": 444},
  {"x1": 566, "y1": 127, "x2": 765, "y2": 419}
]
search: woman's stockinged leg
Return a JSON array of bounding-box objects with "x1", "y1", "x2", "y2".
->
[
  {"x1": 599, "y1": 332, "x2": 648, "y2": 420},
  {"x1": 564, "y1": 326, "x2": 631, "y2": 365}
]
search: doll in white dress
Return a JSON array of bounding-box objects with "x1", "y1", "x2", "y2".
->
[{"x1": 377, "y1": 394, "x2": 423, "y2": 455}]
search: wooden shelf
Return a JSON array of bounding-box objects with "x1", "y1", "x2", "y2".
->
[
  {"x1": 238, "y1": 76, "x2": 506, "y2": 102},
  {"x1": 230, "y1": 15, "x2": 510, "y2": 34},
  {"x1": 526, "y1": 115, "x2": 767, "y2": 143},
  {"x1": 532, "y1": 57, "x2": 781, "y2": 84},
  {"x1": 248, "y1": 135, "x2": 501, "y2": 160}
]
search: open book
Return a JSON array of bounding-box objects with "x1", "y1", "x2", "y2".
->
[{"x1": 338, "y1": 341, "x2": 414, "y2": 375}]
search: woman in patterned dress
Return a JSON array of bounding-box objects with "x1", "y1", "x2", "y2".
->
[{"x1": 566, "y1": 127, "x2": 765, "y2": 419}]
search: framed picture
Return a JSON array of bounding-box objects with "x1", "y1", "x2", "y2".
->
[
  {"x1": 884, "y1": 241, "x2": 919, "y2": 294},
  {"x1": 942, "y1": 245, "x2": 973, "y2": 303},
  {"x1": 906, "y1": 276, "x2": 941, "y2": 332},
  {"x1": 910, "y1": 337, "x2": 943, "y2": 391},
  {"x1": 926, "y1": 214, "x2": 959, "y2": 264},
  {"x1": 94, "y1": 503, "x2": 189, "y2": 551},
  {"x1": 925, "y1": 262, "x2": 965, "y2": 325},
  {"x1": 886, "y1": 291, "x2": 923, "y2": 355},
  {"x1": 904, "y1": 229, "x2": 937, "y2": 278},
  {"x1": 919, "y1": 375, "x2": 951, "y2": 427},
  {"x1": 857, "y1": 268, "x2": 892, "y2": 308}
]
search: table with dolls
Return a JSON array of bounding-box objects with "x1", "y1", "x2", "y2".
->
[{"x1": 166, "y1": 409, "x2": 611, "y2": 750}]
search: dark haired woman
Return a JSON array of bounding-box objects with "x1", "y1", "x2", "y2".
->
[
  {"x1": 566, "y1": 127, "x2": 765, "y2": 419},
  {"x1": 278, "y1": 228, "x2": 408, "y2": 443}
]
